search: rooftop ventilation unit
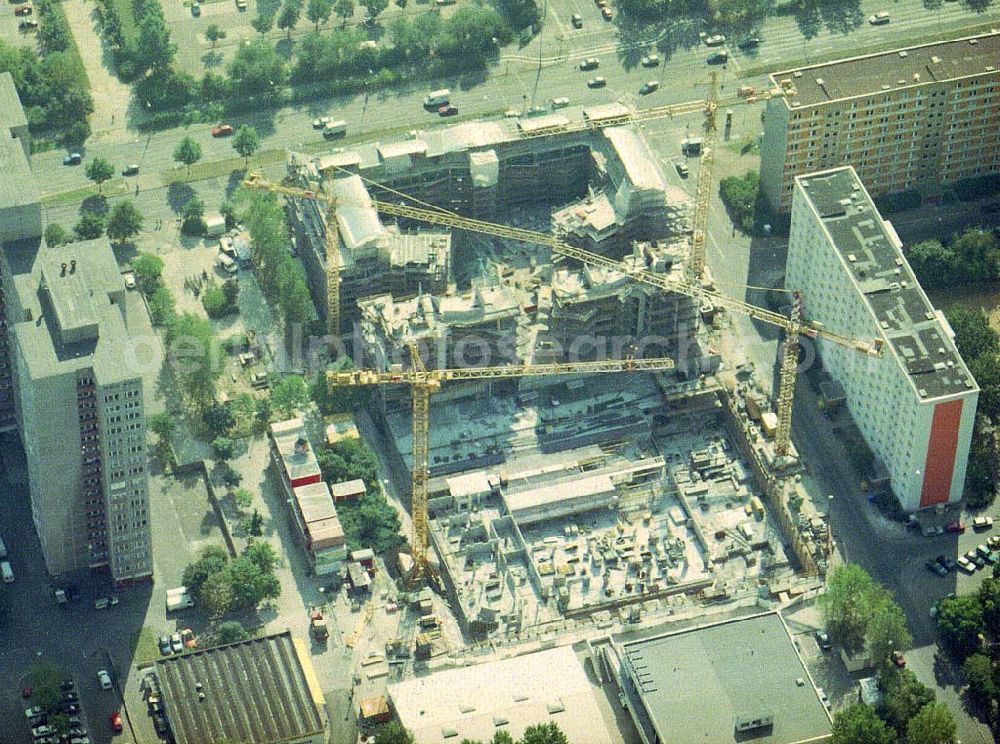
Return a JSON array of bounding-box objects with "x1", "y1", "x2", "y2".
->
[{"x1": 736, "y1": 714, "x2": 774, "y2": 733}]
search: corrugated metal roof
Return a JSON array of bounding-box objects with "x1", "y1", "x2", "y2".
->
[{"x1": 155, "y1": 631, "x2": 326, "y2": 744}]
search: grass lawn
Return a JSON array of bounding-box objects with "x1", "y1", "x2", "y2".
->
[
  {"x1": 110, "y1": 0, "x2": 139, "y2": 40},
  {"x1": 130, "y1": 625, "x2": 161, "y2": 666}
]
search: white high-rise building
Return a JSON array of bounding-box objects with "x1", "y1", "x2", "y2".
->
[{"x1": 787, "y1": 166, "x2": 978, "y2": 511}]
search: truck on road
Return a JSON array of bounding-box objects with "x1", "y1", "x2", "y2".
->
[{"x1": 310, "y1": 607, "x2": 329, "y2": 642}]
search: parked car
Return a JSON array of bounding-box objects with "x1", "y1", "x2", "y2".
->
[
  {"x1": 235, "y1": 0, "x2": 247, "y2": 9},
  {"x1": 170, "y1": 632, "x2": 184, "y2": 653},
  {"x1": 122, "y1": 164, "x2": 139, "y2": 176},
  {"x1": 704, "y1": 34, "x2": 726, "y2": 46},
  {"x1": 707, "y1": 51, "x2": 728, "y2": 65},
  {"x1": 312, "y1": 117, "x2": 331, "y2": 129},
  {"x1": 925, "y1": 559, "x2": 947, "y2": 576},
  {"x1": 814, "y1": 630, "x2": 831, "y2": 651},
  {"x1": 62, "y1": 703, "x2": 81, "y2": 714},
  {"x1": 181, "y1": 628, "x2": 197, "y2": 648},
  {"x1": 675, "y1": 162, "x2": 689, "y2": 178},
  {"x1": 936, "y1": 555, "x2": 957, "y2": 572},
  {"x1": 13, "y1": 4, "x2": 33, "y2": 16},
  {"x1": 600, "y1": 6, "x2": 612, "y2": 19},
  {"x1": 25, "y1": 706, "x2": 44, "y2": 718},
  {"x1": 18, "y1": 18, "x2": 37, "y2": 29},
  {"x1": 922, "y1": 525, "x2": 944, "y2": 537},
  {"x1": 640, "y1": 54, "x2": 659, "y2": 67},
  {"x1": 211, "y1": 124, "x2": 234, "y2": 137},
  {"x1": 957, "y1": 555, "x2": 977, "y2": 573},
  {"x1": 62, "y1": 692, "x2": 79, "y2": 703},
  {"x1": 966, "y1": 550, "x2": 985, "y2": 568},
  {"x1": 31, "y1": 725, "x2": 54, "y2": 738},
  {"x1": 946, "y1": 520, "x2": 966, "y2": 533},
  {"x1": 737, "y1": 36, "x2": 760, "y2": 49},
  {"x1": 989, "y1": 535, "x2": 1000, "y2": 550},
  {"x1": 571, "y1": 12, "x2": 582, "y2": 27},
  {"x1": 438, "y1": 105, "x2": 458, "y2": 117},
  {"x1": 21, "y1": 686, "x2": 32, "y2": 698},
  {"x1": 190, "y1": 1, "x2": 200, "y2": 15},
  {"x1": 63, "y1": 153, "x2": 82, "y2": 166},
  {"x1": 587, "y1": 76, "x2": 607, "y2": 88},
  {"x1": 869, "y1": 11, "x2": 890, "y2": 23},
  {"x1": 579, "y1": 57, "x2": 599, "y2": 71},
  {"x1": 98, "y1": 670, "x2": 113, "y2": 690},
  {"x1": 109, "y1": 712, "x2": 123, "y2": 733},
  {"x1": 974, "y1": 516, "x2": 994, "y2": 531},
  {"x1": 639, "y1": 80, "x2": 660, "y2": 95},
  {"x1": 551, "y1": 97, "x2": 570, "y2": 109},
  {"x1": 60, "y1": 679, "x2": 75, "y2": 691},
  {"x1": 158, "y1": 636, "x2": 172, "y2": 655}
]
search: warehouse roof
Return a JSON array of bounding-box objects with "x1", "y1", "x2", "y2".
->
[
  {"x1": 0, "y1": 72, "x2": 27, "y2": 132},
  {"x1": 389, "y1": 645, "x2": 613, "y2": 744},
  {"x1": 615, "y1": 612, "x2": 830, "y2": 744},
  {"x1": 772, "y1": 30, "x2": 1000, "y2": 107},
  {"x1": 795, "y1": 167, "x2": 977, "y2": 401},
  {"x1": 155, "y1": 631, "x2": 326, "y2": 744}
]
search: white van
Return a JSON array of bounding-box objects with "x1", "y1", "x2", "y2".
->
[
  {"x1": 423, "y1": 89, "x2": 450, "y2": 107},
  {"x1": 551, "y1": 97, "x2": 570, "y2": 109},
  {"x1": 323, "y1": 120, "x2": 348, "y2": 139},
  {"x1": 1, "y1": 561, "x2": 13, "y2": 583}
]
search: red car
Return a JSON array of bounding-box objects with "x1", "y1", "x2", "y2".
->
[
  {"x1": 946, "y1": 521, "x2": 966, "y2": 534},
  {"x1": 438, "y1": 105, "x2": 458, "y2": 117},
  {"x1": 211, "y1": 124, "x2": 234, "y2": 138},
  {"x1": 21, "y1": 686, "x2": 32, "y2": 698},
  {"x1": 109, "y1": 711, "x2": 123, "y2": 733},
  {"x1": 14, "y1": 4, "x2": 33, "y2": 15}
]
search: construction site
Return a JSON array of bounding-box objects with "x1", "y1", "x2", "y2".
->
[{"x1": 242, "y1": 84, "x2": 877, "y2": 657}]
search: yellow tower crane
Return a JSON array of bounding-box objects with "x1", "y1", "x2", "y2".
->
[
  {"x1": 328, "y1": 349, "x2": 676, "y2": 583},
  {"x1": 689, "y1": 71, "x2": 718, "y2": 279},
  {"x1": 243, "y1": 177, "x2": 341, "y2": 336},
  {"x1": 244, "y1": 172, "x2": 883, "y2": 457}
]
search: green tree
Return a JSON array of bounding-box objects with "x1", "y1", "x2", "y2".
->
[
  {"x1": 338, "y1": 491, "x2": 402, "y2": 553},
  {"x1": 490, "y1": 733, "x2": 514, "y2": 744},
  {"x1": 203, "y1": 403, "x2": 236, "y2": 437},
  {"x1": 133, "y1": 253, "x2": 165, "y2": 295},
  {"x1": 85, "y1": 157, "x2": 115, "y2": 194},
  {"x1": 906, "y1": 702, "x2": 957, "y2": 744},
  {"x1": 216, "y1": 620, "x2": 249, "y2": 644},
  {"x1": 246, "y1": 509, "x2": 264, "y2": 536},
  {"x1": 307, "y1": 0, "x2": 333, "y2": 27},
  {"x1": 521, "y1": 723, "x2": 568, "y2": 744},
  {"x1": 819, "y1": 564, "x2": 875, "y2": 654},
  {"x1": 173, "y1": 136, "x2": 202, "y2": 176},
  {"x1": 212, "y1": 436, "x2": 236, "y2": 460},
  {"x1": 74, "y1": 212, "x2": 105, "y2": 240},
  {"x1": 359, "y1": 0, "x2": 388, "y2": 19},
  {"x1": 866, "y1": 586, "x2": 912, "y2": 667},
  {"x1": 205, "y1": 23, "x2": 227, "y2": 48},
  {"x1": 935, "y1": 593, "x2": 984, "y2": 660},
  {"x1": 251, "y1": 12, "x2": 275, "y2": 34},
  {"x1": 47, "y1": 712, "x2": 70, "y2": 737},
  {"x1": 333, "y1": 0, "x2": 354, "y2": 23},
  {"x1": 980, "y1": 577, "x2": 1000, "y2": 637},
  {"x1": 312, "y1": 361, "x2": 363, "y2": 414},
  {"x1": 137, "y1": 14, "x2": 176, "y2": 73},
  {"x1": 969, "y1": 353, "x2": 1000, "y2": 422},
  {"x1": 879, "y1": 668, "x2": 935, "y2": 734},
  {"x1": 233, "y1": 487, "x2": 253, "y2": 511},
  {"x1": 831, "y1": 703, "x2": 896, "y2": 744},
  {"x1": 182, "y1": 544, "x2": 230, "y2": 597},
  {"x1": 201, "y1": 568, "x2": 235, "y2": 616},
  {"x1": 962, "y1": 653, "x2": 996, "y2": 708},
  {"x1": 316, "y1": 438, "x2": 380, "y2": 488},
  {"x1": 373, "y1": 722, "x2": 414, "y2": 744},
  {"x1": 944, "y1": 305, "x2": 999, "y2": 361},
  {"x1": 227, "y1": 39, "x2": 286, "y2": 98},
  {"x1": 270, "y1": 375, "x2": 310, "y2": 418},
  {"x1": 202, "y1": 284, "x2": 233, "y2": 318},
  {"x1": 277, "y1": 1, "x2": 301, "y2": 36},
  {"x1": 222, "y1": 279, "x2": 239, "y2": 306},
  {"x1": 43, "y1": 223, "x2": 69, "y2": 246},
  {"x1": 181, "y1": 195, "x2": 207, "y2": 236},
  {"x1": 165, "y1": 312, "x2": 222, "y2": 408},
  {"x1": 217, "y1": 461, "x2": 243, "y2": 489},
  {"x1": 244, "y1": 540, "x2": 278, "y2": 572},
  {"x1": 149, "y1": 411, "x2": 176, "y2": 449},
  {"x1": 148, "y1": 287, "x2": 176, "y2": 325},
  {"x1": 232, "y1": 124, "x2": 260, "y2": 166},
  {"x1": 952, "y1": 229, "x2": 1000, "y2": 281},
  {"x1": 106, "y1": 200, "x2": 144, "y2": 244}
]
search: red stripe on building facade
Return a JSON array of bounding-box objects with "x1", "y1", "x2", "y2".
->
[{"x1": 919, "y1": 399, "x2": 964, "y2": 509}]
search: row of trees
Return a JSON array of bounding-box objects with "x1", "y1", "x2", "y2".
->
[
  {"x1": 238, "y1": 189, "x2": 314, "y2": 336},
  {"x1": 942, "y1": 305, "x2": 1000, "y2": 507},
  {"x1": 181, "y1": 542, "x2": 281, "y2": 617},
  {"x1": 908, "y1": 229, "x2": 1000, "y2": 290},
  {"x1": 96, "y1": 0, "x2": 177, "y2": 82},
  {"x1": 832, "y1": 698, "x2": 956, "y2": 744}
]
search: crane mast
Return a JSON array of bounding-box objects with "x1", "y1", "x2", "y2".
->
[{"x1": 689, "y1": 72, "x2": 718, "y2": 279}]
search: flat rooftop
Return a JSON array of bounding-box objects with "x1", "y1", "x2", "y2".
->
[
  {"x1": 154, "y1": 631, "x2": 326, "y2": 744},
  {"x1": 388, "y1": 645, "x2": 615, "y2": 744},
  {"x1": 772, "y1": 30, "x2": 1000, "y2": 107},
  {"x1": 796, "y1": 167, "x2": 977, "y2": 402},
  {"x1": 617, "y1": 612, "x2": 830, "y2": 744},
  {"x1": 269, "y1": 418, "x2": 322, "y2": 484}
]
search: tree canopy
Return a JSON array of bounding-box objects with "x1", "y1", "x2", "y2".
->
[
  {"x1": 165, "y1": 312, "x2": 223, "y2": 409},
  {"x1": 819, "y1": 564, "x2": 910, "y2": 664},
  {"x1": 106, "y1": 200, "x2": 144, "y2": 244},
  {"x1": 905, "y1": 702, "x2": 957, "y2": 744},
  {"x1": 85, "y1": 158, "x2": 115, "y2": 193},
  {"x1": 270, "y1": 375, "x2": 310, "y2": 418},
  {"x1": 831, "y1": 704, "x2": 896, "y2": 744},
  {"x1": 943, "y1": 306, "x2": 998, "y2": 361},
  {"x1": 173, "y1": 136, "x2": 202, "y2": 175}
]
